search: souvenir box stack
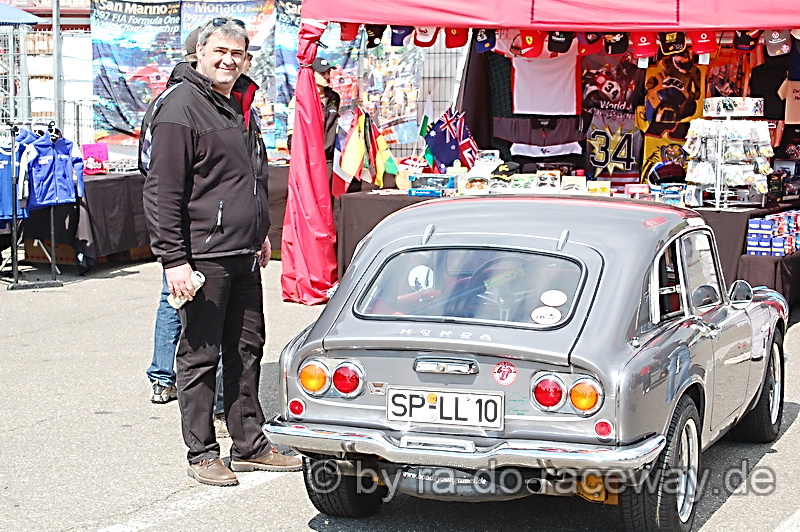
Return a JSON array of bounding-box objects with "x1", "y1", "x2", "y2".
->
[{"x1": 746, "y1": 213, "x2": 800, "y2": 256}]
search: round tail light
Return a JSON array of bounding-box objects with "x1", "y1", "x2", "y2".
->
[
  {"x1": 332, "y1": 362, "x2": 364, "y2": 397},
  {"x1": 570, "y1": 378, "x2": 603, "y2": 415},
  {"x1": 289, "y1": 398, "x2": 305, "y2": 417},
  {"x1": 595, "y1": 419, "x2": 614, "y2": 438},
  {"x1": 299, "y1": 360, "x2": 330, "y2": 395},
  {"x1": 532, "y1": 375, "x2": 566, "y2": 410}
]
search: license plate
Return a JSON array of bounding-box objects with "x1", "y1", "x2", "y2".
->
[{"x1": 387, "y1": 388, "x2": 504, "y2": 429}]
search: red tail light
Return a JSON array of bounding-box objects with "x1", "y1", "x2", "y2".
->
[
  {"x1": 288, "y1": 398, "x2": 305, "y2": 417},
  {"x1": 332, "y1": 362, "x2": 364, "y2": 397},
  {"x1": 532, "y1": 375, "x2": 566, "y2": 410}
]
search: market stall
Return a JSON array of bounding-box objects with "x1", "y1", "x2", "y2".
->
[{"x1": 284, "y1": 0, "x2": 800, "y2": 305}]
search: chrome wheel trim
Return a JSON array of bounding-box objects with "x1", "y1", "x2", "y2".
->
[
  {"x1": 677, "y1": 417, "x2": 700, "y2": 523},
  {"x1": 769, "y1": 342, "x2": 783, "y2": 426}
]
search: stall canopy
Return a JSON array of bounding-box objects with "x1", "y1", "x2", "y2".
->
[
  {"x1": 0, "y1": 3, "x2": 42, "y2": 25},
  {"x1": 300, "y1": 0, "x2": 800, "y2": 31}
]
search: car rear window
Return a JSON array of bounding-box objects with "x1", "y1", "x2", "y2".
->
[{"x1": 355, "y1": 247, "x2": 584, "y2": 327}]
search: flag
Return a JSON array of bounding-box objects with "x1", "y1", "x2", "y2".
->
[
  {"x1": 369, "y1": 117, "x2": 399, "y2": 187},
  {"x1": 419, "y1": 93, "x2": 435, "y2": 168},
  {"x1": 424, "y1": 108, "x2": 461, "y2": 169},
  {"x1": 331, "y1": 126, "x2": 351, "y2": 198},
  {"x1": 456, "y1": 112, "x2": 479, "y2": 169},
  {"x1": 339, "y1": 108, "x2": 367, "y2": 182}
]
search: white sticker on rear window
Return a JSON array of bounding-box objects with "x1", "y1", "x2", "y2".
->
[
  {"x1": 540, "y1": 289, "x2": 568, "y2": 307},
  {"x1": 531, "y1": 306, "x2": 562, "y2": 325}
]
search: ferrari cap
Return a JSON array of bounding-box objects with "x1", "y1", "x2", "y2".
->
[
  {"x1": 445, "y1": 27, "x2": 469, "y2": 48},
  {"x1": 519, "y1": 30, "x2": 546, "y2": 58}
]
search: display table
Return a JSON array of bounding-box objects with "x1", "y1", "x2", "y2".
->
[
  {"x1": 23, "y1": 165, "x2": 292, "y2": 271},
  {"x1": 337, "y1": 193, "x2": 800, "y2": 305}
]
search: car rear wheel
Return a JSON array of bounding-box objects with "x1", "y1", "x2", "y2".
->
[
  {"x1": 302, "y1": 457, "x2": 386, "y2": 518},
  {"x1": 620, "y1": 395, "x2": 701, "y2": 532},
  {"x1": 730, "y1": 330, "x2": 784, "y2": 443}
]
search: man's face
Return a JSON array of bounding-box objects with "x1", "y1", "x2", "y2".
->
[
  {"x1": 196, "y1": 31, "x2": 246, "y2": 93},
  {"x1": 314, "y1": 69, "x2": 331, "y2": 88}
]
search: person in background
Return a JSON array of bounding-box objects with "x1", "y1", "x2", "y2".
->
[
  {"x1": 141, "y1": 18, "x2": 300, "y2": 486},
  {"x1": 141, "y1": 27, "x2": 230, "y2": 439},
  {"x1": 287, "y1": 57, "x2": 341, "y2": 163}
]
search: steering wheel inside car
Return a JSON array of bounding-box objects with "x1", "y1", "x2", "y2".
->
[{"x1": 454, "y1": 256, "x2": 538, "y2": 321}]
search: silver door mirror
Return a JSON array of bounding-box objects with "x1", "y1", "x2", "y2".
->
[{"x1": 728, "y1": 280, "x2": 753, "y2": 309}]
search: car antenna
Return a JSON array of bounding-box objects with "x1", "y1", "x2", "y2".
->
[
  {"x1": 422, "y1": 224, "x2": 435, "y2": 245},
  {"x1": 557, "y1": 229, "x2": 569, "y2": 251}
]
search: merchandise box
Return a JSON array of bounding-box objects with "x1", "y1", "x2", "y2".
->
[
  {"x1": 561, "y1": 175, "x2": 587, "y2": 195},
  {"x1": 702, "y1": 97, "x2": 764, "y2": 117}
]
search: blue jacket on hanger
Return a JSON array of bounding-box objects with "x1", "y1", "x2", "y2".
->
[
  {"x1": 0, "y1": 141, "x2": 28, "y2": 223},
  {"x1": 20, "y1": 132, "x2": 84, "y2": 210}
]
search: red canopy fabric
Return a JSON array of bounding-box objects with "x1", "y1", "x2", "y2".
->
[
  {"x1": 301, "y1": 0, "x2": 800, "y2": 31},
  {"x1": 280, "y1": 20, "x2": 338, "y2": 305}
]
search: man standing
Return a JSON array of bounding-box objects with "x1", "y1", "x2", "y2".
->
[{"x1": 142, "y1": 18, "x2": 300, "y2": 486}]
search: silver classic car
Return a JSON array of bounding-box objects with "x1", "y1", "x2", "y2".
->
[{"x1": 265, "y1": 196, "x2": 788, "y2": 532}]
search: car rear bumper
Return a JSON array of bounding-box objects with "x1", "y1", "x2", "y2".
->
[{"x1": 263, "y1": 417, "x2": 666, "y2": 473}]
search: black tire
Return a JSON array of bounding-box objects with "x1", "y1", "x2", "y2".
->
[
  {"x1": 302, "y1": 457, "x2": 386, "y2": 518},
  {"x1": 621, "y1": 395, "x2": 702, "y2": 532},
  {"x1": 730, "y1": 330, "x2": 784, "y2": 443}
]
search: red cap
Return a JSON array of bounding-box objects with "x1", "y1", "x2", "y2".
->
[
  {"x1": 444, "y1": 27, "x2": 469, "y2": 48},
  {"x1": 687, "y1": 31, "x2": 717, "y2": 55},
  {"x1": 577, "y1": 32, "x2": 603, "y2": 55},
  {"x1": 414, "y1": 27, "x2": 439, "y2": 47},
  {"x1": 339, "y1": 22, "x2": 360, "y2": 41},
  {"x1": 630, "y1": 32, "x2": 658, "y2": 58},
  {"x1": 519, "y1": 30, "x2": 545, "y2": 58}
]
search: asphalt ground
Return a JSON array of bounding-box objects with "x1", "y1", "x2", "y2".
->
[{"x1": 1, "y1": 258, "x2": 800, "y2": 531}]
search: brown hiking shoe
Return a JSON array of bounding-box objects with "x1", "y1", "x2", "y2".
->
[
  {"x1": 229, "y1": 447, "x2": 302, "y2": 472},
  {"x1": 187, "y1": 458, "x2": 239, "y2": 486}
]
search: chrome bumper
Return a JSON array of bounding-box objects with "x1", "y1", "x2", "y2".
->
[{"x1": 264, "y1": 417, "x2": 666, "y2": 472}]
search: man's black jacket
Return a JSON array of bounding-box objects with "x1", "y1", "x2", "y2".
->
[{"x1": 140, "y1": 64, "x2": 270, "y2": 268}]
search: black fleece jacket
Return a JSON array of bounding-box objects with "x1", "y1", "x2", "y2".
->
[{"x1": 141, "y1": 63, "x2": 270, "y2": 268}]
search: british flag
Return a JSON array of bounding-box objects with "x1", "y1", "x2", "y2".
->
[
  {"x1": 456, "y1": 112, "x2": 479, "y2": 169},
  {"x1": 439, "y1": 108, "x2": 459, "y2": 143}
]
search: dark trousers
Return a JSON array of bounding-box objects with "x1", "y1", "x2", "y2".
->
[{"x1": 176, "y1": 254, "x2": 271, "y2": 464}]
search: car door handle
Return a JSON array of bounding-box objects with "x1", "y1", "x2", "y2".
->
[{"x1": 690, "y1": 319, "x2": 720, "y2": 339}]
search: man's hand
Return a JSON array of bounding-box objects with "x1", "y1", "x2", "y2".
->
[
  {"x1": 165, "y1": 263, "x2": 196, "y2": 300},
  {"x1": 257, "y1": 238, "x2": 271, "y2": 268}
]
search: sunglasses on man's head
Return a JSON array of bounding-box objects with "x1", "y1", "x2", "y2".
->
[{"x1": 209, "y1": 17, "x2": 246, "y2": 28}]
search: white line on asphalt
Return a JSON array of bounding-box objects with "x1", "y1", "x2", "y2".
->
[
  {"x1": 774, "y1": 507, "x2": 800, "y2": 532},
  {"x1": 98, "y1": 471, "x2": 290, "y2": 532}
]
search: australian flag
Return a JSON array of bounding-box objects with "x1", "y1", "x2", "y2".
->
[{"x1": 424, "y1": 108, "x2": 461, "y2": 170}]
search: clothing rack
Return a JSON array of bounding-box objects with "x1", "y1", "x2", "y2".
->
[{"x1": 2, "y1": 119, "x2": 63, "y2": 290}]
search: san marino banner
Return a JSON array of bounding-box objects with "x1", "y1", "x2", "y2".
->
[{"x1": 92, "y1": 0, "x2": 181, "y2": 144}]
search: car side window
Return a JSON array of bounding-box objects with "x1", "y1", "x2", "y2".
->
[
  {"x1": 680, "y1": 231, "x2": 722, "y2": 311},
  {"x1": 657, "y1": 242, "x2": 684, "y2": 321}
]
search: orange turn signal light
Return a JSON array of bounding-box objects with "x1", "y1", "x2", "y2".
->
[
  {"x1": 299, "y1": 361, "x2": 329, "y2": 394},
  {"x1": 569, "y1": 379, "x2": 601, "y2": 413}
]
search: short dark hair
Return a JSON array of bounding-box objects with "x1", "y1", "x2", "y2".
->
[{"x1": 198, "y1": 17, "x2": 249, "y2": 50}]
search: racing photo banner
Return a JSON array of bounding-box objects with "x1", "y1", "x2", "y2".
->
[{"x1": 91, "y1": 0, "x2": 181, "y2": 144}]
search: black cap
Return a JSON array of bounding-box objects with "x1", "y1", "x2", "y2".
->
[
  {"x1": 311, "y1": 57, "x2": 334, "y2": 73},
  {"x1": 184, "y1": 27, "x2": 201, "y2": 58}
]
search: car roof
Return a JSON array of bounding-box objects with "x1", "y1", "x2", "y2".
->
[{"x1": 373, "y1": 195, "x2": 703, "y2": 256}]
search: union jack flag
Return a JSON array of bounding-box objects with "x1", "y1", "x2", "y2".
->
[
  {"x1": 439, "y1": 108, "x2": 459, "y2": 143},
  {"x1": 456, "y1": 112, "x2": 479, "y2": 170}
]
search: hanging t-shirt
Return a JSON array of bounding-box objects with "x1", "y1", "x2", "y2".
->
[
  {"x1": 778, "y1": 79, "x2": 800, "y2": 124},
  {"x1": 494, "y1": 31, "x2": 581, "y2": 115},
  {"x1": 581, "y1": 51, "x2": 646, "y2": 114},
  {"x1": 643, "y1": 53, "x2": 708, "y2": 124},
  {"x1": 511, "y1": 142, "x2": 583, "y2": 158},
  {"x1": 585, "y1": 110, "x2": 642, "y2": 191},
  {"x1": 707, "y1": 47, "x2": 751, "y2": 98},
  {"x1": 749, "y1": 54, "x2": 790, "y2": 120},
  {"x1": 493, "y1": 115, "x2": 590, "y2": 145},
  {"x1": 777, "y1": 124, "x2": 800, "y2": 159}
]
